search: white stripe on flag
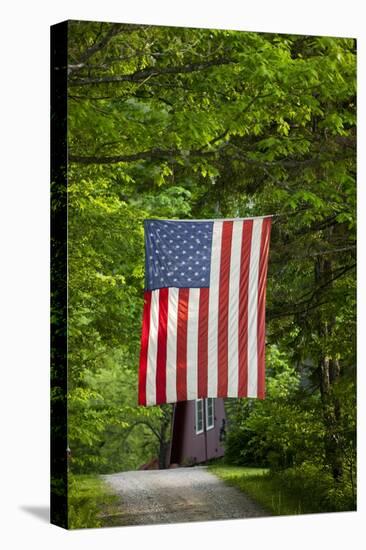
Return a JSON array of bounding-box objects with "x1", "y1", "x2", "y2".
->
[
  {"x1": 166, "y1": 287, "x2": 178, "y2": 403},
  {"x1": 146, "y1": 289, "x2": 159, "y2": 406},
  {"x1": 227, "y1": 220, "x2": 243, "y2": 397},
  {"x1": 186, "y1": 288, "x2": 200, "y2": 400},
  {"x1": 207, "y1": 221, "x2": 223, "y2": 397},
  {"x1": 247, "y1": 218, "x2": 263, "y2": 397}
]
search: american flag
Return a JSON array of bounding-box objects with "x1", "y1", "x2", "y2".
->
[{"x1": 138, "y1": 216, "x2": 272, "y2": 406}]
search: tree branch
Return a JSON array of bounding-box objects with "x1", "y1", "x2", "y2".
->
[
  {"x1": 268, "y1": 298, "x2": 332, "y2": 320},
  {"x1": 228, "y1": 144, "x2": 353, "y2": 168},
  {"x1": 124, "y1": 420, "x2": 162, "y2": 442},
  {"x1": 268, "y1": 262, "x2": 356, "y2": 320},
  {"x1": 69, "y1": 57, "x2": 234, "y2": 86},
  {"x1": 68, "y1": 146, "x2": 221, "y2": 164},
  {"x1": 68, "y1": 24, "x2": 125, "y2": 74},
  {"x1": 69, "y1": 148, "x2": 178, "y2": 164}
]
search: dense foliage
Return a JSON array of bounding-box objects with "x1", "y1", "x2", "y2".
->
[
  {"x1": 68, "y1": 474, "x2": 119, "y2": 529},
  {"x1": 62, "y1": 21, "x2": 356, "y2": 509},
  {"x1": 209, "y1": 464, "x2": 355, "y2": 515}
]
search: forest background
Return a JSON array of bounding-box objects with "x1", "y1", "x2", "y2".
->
[{"x1": 51, "y1": 20, "x2": 356, "y2": 525}]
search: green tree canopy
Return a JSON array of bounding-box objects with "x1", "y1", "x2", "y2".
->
[{"x1": 64, "y1": 21, "x2": 356, "y2": 482}]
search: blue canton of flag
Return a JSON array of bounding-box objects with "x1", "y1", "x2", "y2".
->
[{"x1": 144, "y1": 220, "x2": 213, "y2": 290}]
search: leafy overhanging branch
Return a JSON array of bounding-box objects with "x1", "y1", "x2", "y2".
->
[
  {"x1": 69, "y1": 57, "x2": 235, "y2": 86},
  {"x1": 69, "y1": 24, "x2": 125, "y2": 73},
  {"x1": 68, "y1": 23, "x2": 151, "y2": 74}
]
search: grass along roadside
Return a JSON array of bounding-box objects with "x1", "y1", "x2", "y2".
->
[
  {"x1": 208, "y1": 465, "x2": 312, "y2": 516},
  {"x1": 208, "y1": 465, "x2": 285, "y2": 515},
  {"x1": 208, "y1": 465, "x2": 305, "y2": 515},
  {"x1": 68, "y1": 474, "x2": 120, "y2": 529},
  {"x1": 208, "y1": 464, "x2": 356, "y2": 516}
]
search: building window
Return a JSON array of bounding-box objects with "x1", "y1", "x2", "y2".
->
[
  {"x1": 195, "y1": 398, "x2": 215, "y2": 434},
  {"x1": 206, "y1": 398, "x2": 214, "y2": 430},
  {"x1": 195, "y1": 399, "x2": 204, "y2": 434}
]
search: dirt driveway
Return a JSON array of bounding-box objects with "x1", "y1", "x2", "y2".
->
[{"x1": 101, "y1": 466, "x2": 269, "y2": 527}]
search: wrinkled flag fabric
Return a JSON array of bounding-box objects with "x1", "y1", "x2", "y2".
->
[{"x1": 138, "y1": 216, "x2": 272, "y2": 406}]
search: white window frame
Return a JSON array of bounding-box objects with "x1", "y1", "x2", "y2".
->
[
  {"x1": 205, "y1": 397, "x2": 215, "y2": 431},
  {"x1": 195, "y1": 398, "x2": 204, "y2": 434}
]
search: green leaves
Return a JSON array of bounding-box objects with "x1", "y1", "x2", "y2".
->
[
  {"x1": 66, "y1": 22, "x2": 356, "y2": 478},
  {"x1": 225, "y1": 346, "x2": 325, "y2": 469}
]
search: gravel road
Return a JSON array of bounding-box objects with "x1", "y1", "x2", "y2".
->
[{"x1": 101, "y1": 466, "x2": 269, "y2": 527}]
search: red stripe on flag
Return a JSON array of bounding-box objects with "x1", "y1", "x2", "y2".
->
[
  {"x1": 197, "y1": 287, "x2": 209, "y2": 398},
  {"x1": 156, "y1": 287, "x2": 168, "y2": 404},
  {"x1": 217, "y1": 221, "x2": 233, "y2": 397},
  {"x1": 176, "y1": 288, "x2": 189, "y2": 401},
  {"x1": 138, "y1": 291, "x2": 152, "y2": 405},
  {"x1": 257, "y1": 218, "x2": 272, "y2": 399},
  {"x1": 238, "y1": 220, "x2": 253, "y2": 397}
]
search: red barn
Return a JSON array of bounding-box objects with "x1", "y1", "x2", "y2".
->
[{"x1": 169, "y1": 398, "x2": 226, "y2": 466}]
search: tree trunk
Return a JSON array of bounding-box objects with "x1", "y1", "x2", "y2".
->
[
  {"x1": 315, "y1": 254, "x2": 343, "y2": 481},
  {"x1": 319, "y1": 357, "x2": 343, "y2": 481},
  {"x1": 158, "y1": 440, "x2": 169, "y2": 469},
  {"x1": 158, "y1": 404, "x2": 174, "y2": 469}
]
